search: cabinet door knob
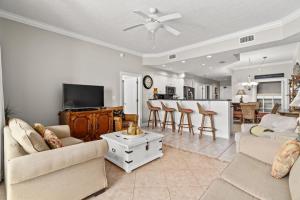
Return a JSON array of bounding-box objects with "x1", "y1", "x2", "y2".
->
[{"x1": 112, "y1": 148, "x2": 116, "y2": 153}]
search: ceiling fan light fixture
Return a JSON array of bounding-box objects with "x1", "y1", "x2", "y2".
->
[
  {"x1": 181, "y1": 60, "x2": 186, "y2": 63},
  {"x1": 242, "y1": 75, "x2": 258, "y2": 90},
  {"x1": 123, "y1": 8, "x2": 182, "y2": 46}
]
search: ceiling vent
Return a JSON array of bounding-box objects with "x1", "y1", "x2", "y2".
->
[
  {"x1": 169, "y1": 54, "x2": 176, "y2": 59},
  {"x1": 240, "y1": 35, "x2": 255, "y2": 44}
]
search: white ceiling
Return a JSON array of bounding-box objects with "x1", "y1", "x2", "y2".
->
[
  {"x1": 155, "y1": 52, "x2": 238, "y2": 79},
  {"x1": 1, "y1": 0, "x2": 300, "y2": 54},
  {"x1": 155, "y1": 43, "x2": 298, "y2": 80},
  {"x1": 230, "y1": 43, "x2": 297, "y2": 69}
]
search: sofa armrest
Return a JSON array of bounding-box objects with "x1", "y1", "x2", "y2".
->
[
  {"x1": 46, "y1": 125, "x2": 71, "y2": 138},
  {"x1": 238, "y1": 134, "x2": 283, "y2": 165},
  {"x1": 7, "y1": 140, "x2": 108, "y2": 184},
  {"x1": 241, "y1": 123, "x2": 257, "y2": 133}
]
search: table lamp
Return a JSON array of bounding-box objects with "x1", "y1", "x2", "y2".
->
[
  {"x1": 290, "y1": 90, "x2": 300, "y2": 141},
  {"x1": 236, "y1": 89, "x2": 246, "y2": 103}
]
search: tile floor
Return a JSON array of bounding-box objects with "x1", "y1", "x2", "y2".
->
[
  {"x1": 89, "y1": 146, "x2": 229, "y2": 200},
  {"x1": 144, "y1": 123, "x2": 241, "y2": 162}
]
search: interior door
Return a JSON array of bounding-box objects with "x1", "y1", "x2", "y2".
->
[{"x1": 123, "y1": 77, "x2": 138, "y2": 114}]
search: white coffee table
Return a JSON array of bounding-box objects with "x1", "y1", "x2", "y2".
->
[{"x1": 101, "y1": 131, "x2": 164, "y2": 173}]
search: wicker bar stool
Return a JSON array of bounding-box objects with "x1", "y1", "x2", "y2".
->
[
  {"x1": 161, "y1": 101, "x2": 176, "y2": 132},
  {"x1": 197, "y1": 103, "x2": 217, "y2": 140},
  {"x1": 147, "y1": 101, "x2": 161, "y2": 129},
  {"x1": 176, "y1": 102, "x2": 194, "y2": 135}
]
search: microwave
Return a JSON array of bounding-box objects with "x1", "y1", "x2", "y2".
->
[{"x1": 166, "y1": 86, "x2": 176, "y2": 95}]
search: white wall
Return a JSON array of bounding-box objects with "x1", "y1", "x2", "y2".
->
[
  {"x1": 231, "y1": 62, "x2": 293, "y2": 102},
  {"x1": 219, "y1": 79, "x2": 232, "y2": 100},
  {"x1": 293, "y1": 43, "x2": 300, "y2": 64},
  {"x1": 0, "y1": 18, "x2": 147, "y2": 125},
  {"x1": 220, "y1": 86, "x2": 232, "y2": 100}
]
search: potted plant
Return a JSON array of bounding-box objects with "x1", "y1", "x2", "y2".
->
[{"x1": 5, "y1": 105, "x2": 15, "y2": 125}]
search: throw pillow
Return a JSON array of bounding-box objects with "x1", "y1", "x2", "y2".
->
[
  {"x1": 250, "y1": 125, "x2": 274, "y2": 137},
  {"x1": 271, "y1": 140, "x2": 300, "y2": 178},
  {"x1": 33, "y1": 123, "x2": 46, "y2": 137},
  {"x1": 9, "y1": 118, "x2": 50, "y2": 153},
  {"x1": 44, "y1": 129, "x2": 63, "y2": 149}
]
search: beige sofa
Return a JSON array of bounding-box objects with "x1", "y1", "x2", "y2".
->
[
  {"x1": 201, "y1": 127, "x2": 300, "y2": 199},
  {"x1": 4, "y1": 123, "x2": 109, "y2": 200}
]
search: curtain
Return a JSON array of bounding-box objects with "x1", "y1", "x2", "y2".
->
[{"x1": 0, "y1": 47, "x2": 5, "y2": 181}]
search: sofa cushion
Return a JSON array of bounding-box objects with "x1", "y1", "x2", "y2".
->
[
  {"x1": 222, "y1": 153, "x2": 291, "y2": 200},
  {"x1": 260, "y1": 114, "x2": 297, "y2": 133},
  {"x1": 9, "y1": 118, "x2": 50, "y2": 153},
  {"x1": 271, "y1": 140, "x2": 300, "y2": 178},
  {"x1": 61, "y1": 137, "x2": 83, "y2": 146},
  {"x1": 4, "y1": 127, "x2": 27, "y2": 160},
  {"x1": 289, "y1": 156, "x2": 300, "y2": 200},
  {"x1": 200, "y1": 179, "x2": 258, "y2": 200},
  {"x1": 238, "y1": 134, "x2": 284, "y2": 165}
]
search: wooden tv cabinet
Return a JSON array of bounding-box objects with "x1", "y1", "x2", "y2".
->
[{"x1": 59, "y1": 109, "x2": 113, "y2": 141}]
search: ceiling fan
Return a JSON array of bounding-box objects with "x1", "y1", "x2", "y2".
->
[{"x1": 123, "y1": 8, "x2": 182, "y2": 42}]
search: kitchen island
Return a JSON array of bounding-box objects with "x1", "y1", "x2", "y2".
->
[{"x1": 149, "y1": 99, "x2": 232, "y2": 139}]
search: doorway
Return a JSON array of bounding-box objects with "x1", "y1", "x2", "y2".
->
[{"x1": 120, "y1": 72, "x2": 142, "y2": 126}]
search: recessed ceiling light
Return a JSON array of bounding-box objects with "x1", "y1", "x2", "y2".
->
[
  {"x1": 181, "y1": 60, "x2": 186, "y2": 63},
  {"x1": 119, "y1": 53, "x2": 125, "y2": 58},
  {"x1": 162, "y1": 64, "x2": 166, "y2": 67},
  {"x1": 206, "y1": 55, "x2": 212, "y2": 59},
  {"x1": 202, "y1": 63, "x2": 206, "y2": 66}
]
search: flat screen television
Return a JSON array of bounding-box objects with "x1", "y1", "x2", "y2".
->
[{"x1": 63, "y1": 83, "x2": 104, "y2": 110}]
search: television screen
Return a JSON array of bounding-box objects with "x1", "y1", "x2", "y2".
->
[{"x1": 63, "y1": 84, "x2": 104, "y2": 109}]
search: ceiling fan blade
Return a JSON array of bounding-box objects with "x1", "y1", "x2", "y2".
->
[
  {"x1": 123, "y1": 24, "x2": 144, "y2": 31},
  {"x1": 163, "y1": 25, "x2": 181, "y2": 36},
  {"x1": 157, "y1": 13, "x2": 182, "y2": 22},
  {"x1": 133, "y1": 10, "x2": 150, "y2": 19}
]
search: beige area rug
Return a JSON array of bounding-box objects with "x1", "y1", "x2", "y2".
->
[{"x1": 89, "y1": 146, "x2": 229, "y2": 200}]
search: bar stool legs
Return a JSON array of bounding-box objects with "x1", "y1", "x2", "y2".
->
[
  {"x1": 197, "y1": 103, "x2": 217, "y2": 140},
  {"x1": 177, "y1": 102, "x2": 194, "y2": 135},
  {"x1": 178, "y1": 112, "x2": 184, "y2": 134},
  {"x1": 148, "y1": 109, "x2": 161, "y2": 129},
  {"x1": 147, "y1": 101, "x2": 161, "y2": 129},
  {"x1": 199, "y1": 114, "x2": 216, "y2": 140},
  {"x1": 161, "y1": 102, "x2": 176, "y2": 132}
]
